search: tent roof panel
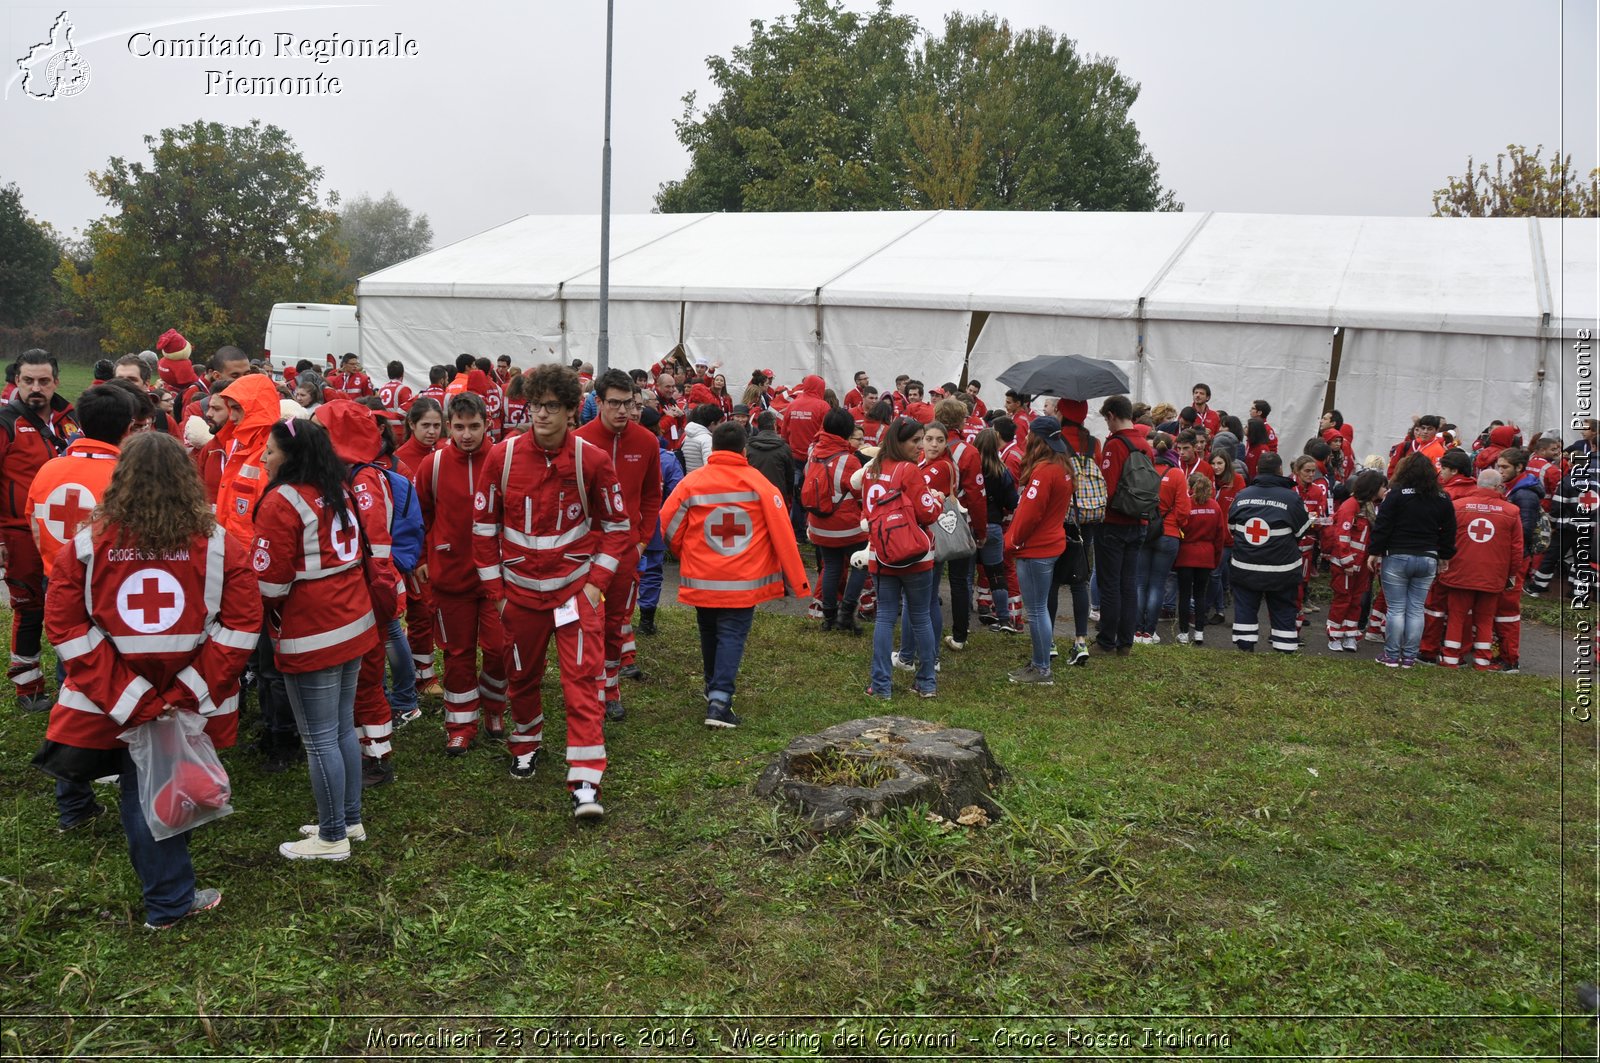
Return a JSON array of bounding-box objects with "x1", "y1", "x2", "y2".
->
[{"x1": 1540, "y1": 217, "x2": 1598, "y2": 331}]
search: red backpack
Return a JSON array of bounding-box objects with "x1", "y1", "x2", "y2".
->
[
  {"x1": 868, "y1": 484, "x2": 931, "y2": 567},
  {"x1": 800, "y1": 454, "x2": 841, "y2": 516}
]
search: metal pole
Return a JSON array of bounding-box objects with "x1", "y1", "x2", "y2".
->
[{"x1": 596, "y1": 0, "x2": 614, "y2": 375}]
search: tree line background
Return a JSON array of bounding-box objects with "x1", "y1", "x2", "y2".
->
[{"x1": 1, "y1": 0, "x2": 1593, "y2": 364}]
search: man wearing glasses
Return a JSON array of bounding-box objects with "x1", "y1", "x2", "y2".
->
[{"x1": 576, "y1": 370, "x2": 662, "y2": 721}]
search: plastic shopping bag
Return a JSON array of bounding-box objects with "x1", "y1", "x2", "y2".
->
[{"x1": 120, "y1": 711, "x2": 233, "y2": 841}]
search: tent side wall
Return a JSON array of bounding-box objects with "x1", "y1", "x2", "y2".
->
[{"x1": 360, "y1": 295, "x2": 565, "y2": 384}]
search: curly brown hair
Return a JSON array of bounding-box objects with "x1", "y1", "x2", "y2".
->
[
  {"x1": 521, "y1": 363, "x2": 581, "y2": 411},
  {"x1": 94, "y1": 432, "x2": 215, "y2": 555}
]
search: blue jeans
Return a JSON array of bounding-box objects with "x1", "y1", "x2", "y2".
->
[
  {"x1": 817, "y1": 544, "x2": 868, "y2": 614},
  {"x1": 1094, "y1": 523, "x2": 1144, "y2": 649},
  {"x1": 283, "y1": 659, "x2": 361, "y2": 843},
  {"x1": 901, "y1": 561, "x2": 946, "y2": 662},
  {"x1": 1065, "y1": 523, "x2": 1099, "y2": 639},
  {"x1": 1015, "y1": 556, "x2": 1056, "y2": 672},
  {"x1": 696, "y1": 606, "x2": 755, "y2": 706},
  {"x1": 977, "y1": 523, "x2": 1011, "y2": 620},
  {"x1": 637, "y1": 547, "x2": 666, "y2": 610},
  {"x1": 383, "y1": 617, "x2": 418, "y2": 718},
  {"x1": 117, "y1": 748, "x2": 198, "y2": 926},
  {"x1": 872, "y1": 569, "x2": 936, "y2": 695},
  {"x1": 1135, "y1": 533, "x2": 1181, "y2": 633},
  {"x1": 1380, "y1": 554, "x2": 1438, "y2": 659}
]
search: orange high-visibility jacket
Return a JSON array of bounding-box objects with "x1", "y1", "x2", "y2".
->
[{"x1": 661, "y1": 451, "x2": 811, "y2": 608}]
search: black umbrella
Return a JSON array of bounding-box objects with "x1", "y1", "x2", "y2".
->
[{"x1": 996, "y1": 354, "x2": 1129, "y2": 400}]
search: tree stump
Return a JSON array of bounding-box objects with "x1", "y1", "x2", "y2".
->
[{"x1": 755, "y1": 715, "x2": 1005, "y2": 834}]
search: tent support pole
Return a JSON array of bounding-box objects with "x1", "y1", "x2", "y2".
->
[
  {"x1": 595, "y1": 0, "x2": 615, "y2": 375},
  {"x1": 1527, "y1": 218, "x2": 1555, "y2": 435},
  {"x1": 1134, "y1": 297, "x2": 1146, "y2": 404},
  {"x1": 814, "y1": 291, "x2": 824, "y2": 378},
  {"x1": 961, "y1": 310, "x2": 990, "y2": 389},
  {"x1": 1323, "y1": 326, "x2": 1345, "y2": 416}
]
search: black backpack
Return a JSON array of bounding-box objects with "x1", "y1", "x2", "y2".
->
[{"x1": 1107, "y1": 436, "x2": 1161, "y2": 523}]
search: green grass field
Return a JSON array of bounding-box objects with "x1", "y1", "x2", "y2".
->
[{"x1": 1, "y1": 596, "x2": 1593, "y2": 1059}]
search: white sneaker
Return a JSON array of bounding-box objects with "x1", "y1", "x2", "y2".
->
[
  {"x1": 891, "y1": 652, "x2": 915, "y2": 672},
  {"x1": 1342, "y1": 637, "x2": 1359, "y2": 652},
  {"x1": 1328, "y1": 639, "x2": 1344, "y2": 652},
  {"x1": 279, "y1": 835, "x2": 351, "y2": 861},
  {"x1": 299, "y1": 822, "x2": 367, "y2": 842},
  {"x1": 1089, "y1": 609, "x2": 1101, "y2": 623},
  {"x1": 1364, "y1": 631, "x2": 1384, "y2": 643},
  {"x1": 943, "y1": 636, "x2": 966, "y2": 652},
  {"x1": 572, "y1": 784, "x2": 605, "y2": 819},
  {"x1": 1176, "y1": 632, "x2": 1191, "y2": 645},
  {"x1": 1192, "y1": 630, "x2": 1204, "y2": 644},
  {"x1": 1133, "y1": 634, "x2": 1151, "y2": 645},
  {"x1": 1148, "y1": 631, "x2": 1161, "y2": 644}
]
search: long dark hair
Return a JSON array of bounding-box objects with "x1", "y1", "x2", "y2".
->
[
  {"x1": 865, "y1": 398, "x2": 894, "y2": 425},
  {"x1": 1245, "y1": 418, "x2": 1269, "y2": 448},
  {"x1": 1391, "y1": 451, "x2": 1441, "y2": 495},
  {"x1": 869, "y1": 417, "x2": 923, "y2": 474},
  {"x1": 257, "y1": 417, "x2": 353, "y2": 530},
  {"x1": 974, "y1": 428, "x2": 1006, "y2": 483}
]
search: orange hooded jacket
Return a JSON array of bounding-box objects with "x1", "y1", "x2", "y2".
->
[{"x1": 213, "y1": 374, "x2": 283, "y2": 549}]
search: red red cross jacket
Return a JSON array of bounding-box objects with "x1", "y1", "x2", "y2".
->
[
  {"x1": 946, "y1": 438, "x2": 989, "y2": 536},
  {"x1": 0, "y1": 395, "x2": 77, "y2": 531},
  {"x1": 253, "y1": 482, "x2": 381, "y2": 673},
  {"x1": 574, "y1": 417, "x2": 663, "y2": 550},
  {"x1": 1176, "y1": 500, "x2": 1226, "y2": 569},
  {"x1": 416, "y1": 441, "x2": 494, "y2": 597},
  {"x1": 473, "y1": 432, "x2": 632, "y2": 609},
  {"x1": 859, "y1": 459, "x2": 942, "y2": 574},
  {"x1": 804, "y1": 430, "x2": 867, "y2": 547},
  {"x1": 44, "y1": 525, "x2": 262, "y2": 749},
  {"x1": 378, "y1": 380, "x2": 413, "y2": 410},
  {"x1": 1326, "y1": 496, "x2": 1374, "y2": 571},
  {"x1": 1439, "y1": 487, "x2": 1524, "y2": 592}
]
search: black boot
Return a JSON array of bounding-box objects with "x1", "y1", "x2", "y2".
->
[
  {"x1": 637, "y1": 607, "x2": 657, "y2": 637},
  {"x1": 822, "y1": 608, "x2": 838, "y2": 632},
  {"x1": 837, "y1": 603, "x2": 861, "y2": 636}
]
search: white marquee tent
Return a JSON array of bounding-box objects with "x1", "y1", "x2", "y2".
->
[{"x1": 359, "y1": 211, "x2": 1597, "y2": 455}]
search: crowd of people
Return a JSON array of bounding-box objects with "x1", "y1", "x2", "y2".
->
[{"x1": 6, "y1": 332, "x2": 1595, "y2": 930}]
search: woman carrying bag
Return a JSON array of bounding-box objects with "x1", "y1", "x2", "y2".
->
[
  {"x1": 1004, "y1": 415, "x2": 1075, "y2": 685},
  {"x1": 35, "y1": 432, "x2": 261, "y2": 930},
  {"x1": 253, "y1": 417, "x2": 382, "y2": 860}
]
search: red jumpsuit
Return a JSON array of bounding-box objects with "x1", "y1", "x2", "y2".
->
[
  {"x1": 1418, "y1": 477, "x2": 1476, "y2": 658},
  {"x1": 417, "y1": 440, "x2": 505, "y2": 744},
  {"x1": 1439, "y1": 488, "x2": 1523, "y2": 668},
  {"x1": 474, "y1": 431, "x2": 631, "y2": 791},
  {"x1": 1295, "y1": 477, "x2": 1332, "y2": 626},
  {"x1": 574, "y1": 417, "x2": 662, "y2": 712},
  {"x1": 1325, "y1": 496, "x2": 1374, "y2": 644},
  {"x1": 0, "y1": 394, "x2": 78, "y2": 697},
  {"x1": 393, "y1": 437, "x2": 439, "y2": 689}
]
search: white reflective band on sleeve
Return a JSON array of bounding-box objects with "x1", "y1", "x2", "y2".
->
[
  {"x1": 199, "y1": 691, "x2": 239, "y2": 717},
  {"x1": 504, "y1": 563, "x2": 590, "y2": 593},
  {"x1": 473, "y1": 522, "x2": 500, "y2": 537},
  {"x1": 111, "y1": 632, "x2": 205, "y2": 655},
  {"x1": 210, "y1": 625, "x2": 260, "y2": 650},
  {"x1": 600, "y1": 520, "x2": 630, "y2": 534},
  {"x1": 566, "y1": 744, "x2": 606, "y2": 760},
  {"x1": 369, "y1": 543, "x2": 392, "y2": 558},
  {"x1": 807, "y1": 525, "x2": 865, "y2": 541},
  {"x1": 476, "y1": 566, "x2": 500, "y2": 582},
  {"x1": 54, "y1": 629, "x2": 104, "y2": 661},
  {"x1": 680, "y1": 572, "x2": 783, "y2": 593},
  {"x1": 109, "y1": 676, "x2": 154, "y2": 724},
  {"x1": 258, "y1": 580, "x2": 292, "y2": 597},
  {"x1": 275, "y1": 611, "x2": 376, "y2": 655},
  {"x1": 593, "y1": 553, "x2": 619, "y2": 573},
  {"x1": 566, "y1": 766, "x2": 604, "y2": 784},
  {"x1": 176, "y1": 665, "x2": 211, "y2": 711},
  {"x1": 57, "y1": 686, "x2": 103, "y2": 715},
  {"x1": 205, "y1": 526, "x2": 227, "y2": 617},
  {"x1": 504, "y1": 521, "x2": 590, "y2": 550}
]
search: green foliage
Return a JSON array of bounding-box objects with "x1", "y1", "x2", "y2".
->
[
  {"x1": 60, "y1": 120, "x2": 348, "y2": 355},
  {"x1": 334, "y1": 191, "x2": 433, "y2": 288},
  {"x1": 656, "y1": 0, "x2": 1179, "y2": 213},
  {"x1": 0, "y1": 181, "x2": 61, "y2": 327},
  {"x1": 1432, "y1": 144, "x2": 1599, "y2": 218}
]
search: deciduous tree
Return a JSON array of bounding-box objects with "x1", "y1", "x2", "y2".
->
[
  {"x1": 0, "y1": 181, "x2": 60, "y2": 327},
  {"x1": 61, "y1": 119, "x2": 347, "y2": 354},
  {"x1": 1432, "y1": 144, "x2": 1598, "y2": 218},
  {"x1": 335, "y1": 191, "x2": 433, "y2": 286}
]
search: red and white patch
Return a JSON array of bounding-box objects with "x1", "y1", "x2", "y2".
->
[
  {"x1": 116, "y1": 568, "x2": 185, "y2": 633},
  {"x1": 358, "y1": 491, "x2": 374, "y2": 511},
  {"x1": 1242, "y1": 517, "x2": 1272, "y2": 545},
  {"x1": 474, "y1": 492, "x2": 486, "y2": 510},
  {"x1": 252, "y1": 548, "x2": 271, "y2": 572},
  {"x1": 1466, "y1": 517, "x2": 1495, "y2": 544},
  {"x1": 38, "y1": 482, "x2": 97, "y2": 543},
  {"x1": 566, "y1": 503, "x2": 582, "y2": 522}
]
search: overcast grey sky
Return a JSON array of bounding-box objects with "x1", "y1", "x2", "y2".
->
[{"x1": 2, "y1": 0, "x2": 1594, "y2": 245}]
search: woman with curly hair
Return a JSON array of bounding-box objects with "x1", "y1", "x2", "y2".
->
[{"x1": 35, "y1": 432, "x2": 261, "y2": 928}]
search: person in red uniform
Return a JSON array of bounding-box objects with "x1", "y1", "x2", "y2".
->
[
  {"x1": 328, "y1": 353, "x2": 374, "y2": 399},
  {"x1": 964, "y1": 380, "x2": 988, "y2": 418},
  {"x1": 901, "y1": 381, "x2": 935, "y2": 426},
  {"x1": 1438, "y1": 469, "x2": 1524, "y2": 669},
  {"x1": 1291, "y1": 454, "x2": 1332, "y2": 626},
  {"x1": 1190, "y1": 384, "x2": 1222, "y2": 437},
  {"x1": 805, "y1": 407, "x2": 869, "y2": 634},
  {"x1": 1, "y1": 350, "x2": 79, "y2": 711},
  {"x1": 416, "y1": 392, "x2": 506, "y2": 755},
  {"x1": 843, "y1": 371, "x2": 871, "y2": 410},
  {"x1": 661, "y1": 420, "x2": 811, "y2": 728},
  {"x1": 1416, "y1": 449, "x2": 1478, "y2": 662},
  {"x1": 575, "y1": 369, "x2": 663, "y2": 722},
  {"x1": 780, "y1": 374, "x2": 830, "y2": 462},
  {"x1": 392, "y1": 397, "x2": 444, "y2": 697},
  {"x1": 1325, "y1": 469, "x2": 1385, "y2": 651},
  {"x1": 378, "y1": 361, "x2": 414, "y2": 412},
  {"x1": 1174, "y1": 472, "x2": 1226, "y2": 646},
  {"x1": 1005, "y1": 418, "x2": 1075, "y2": 684},
  {"x1": 314, "y1": 399, "x2": 402, "y2": 786},
  {"x1": 35, "y1": 431, "x2": 260, "y2": 927},
  {"x1": 933, "y1": 398, "x2": 989, "y2": 651},
  {"x1": 417, "y1": 365, "x2": 449, "y2": 410},
  {"x1": 254, "y1": 417, "x2": 381, "y2": 860},
  {"x1": 473, "y1": 364, "x2": 630, "y2": 819},
  {"x1": 654, "y1": 373, "x2": 687, "y2": 453}
]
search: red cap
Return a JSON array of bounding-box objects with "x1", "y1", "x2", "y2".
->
[
  {"x1": 155, "y1": 329, "x2": 191, "y2": 359},
  {"x1": 761, "y1": 368, "x2": 775, "y2": 379}
]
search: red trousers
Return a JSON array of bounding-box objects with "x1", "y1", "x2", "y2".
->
[
  {"x1": 1495, "y1": 575, "x2": 1523, "y2": 666},
  {"x1": 4, "y1": 530, "x2": 45, "y2": 696},
  {"x1": 1326, "y1": 563, "x2": 1371, "y2": 641},
  {"x1": 597, "y1": 565, "x2": 639, "y2": 706},
  {"x1": 975, "y1": 559, "x2": 1025, "y2": 628},
  {"x1": 1366, "y1": 587, "x2": 1387, "y2": 638},
  {"x1": 404, "y1": 572, "x2": 436, "y2": 682},
  {"x1": 504, "y1": 593, "x2": 607, "y2": 790},
  {"x1": 1419, "y1": 581, "x2": 1448, "y2": 657},
  {"x1": 355, "y1": 637, "x2": 392, "y2": 759},
  {"x1": 1442, "y1": 587, "x2": 1498, "y2": 668},
  {"x1": 433, "y1": 592, "x2": 505, "y2": 741}
]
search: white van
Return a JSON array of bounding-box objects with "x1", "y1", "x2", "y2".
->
[{"x1": 264, "y1": 303, "x2": 359, "y2": 375}]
